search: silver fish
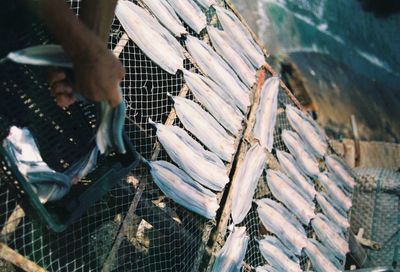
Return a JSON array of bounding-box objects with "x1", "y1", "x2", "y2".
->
[
  {"x1": 253, "y1": 77, "x2": 280, "y2": 152},
  {"x1": 116, "y1": 1, "x2": 184, "y2": 74},
  {"x1": 214, "y1": 6, "x2": 265, "y2": 68},
  {"x1": 325, "y1": 155, "x2": 356, "y2": 191},
  {"x1": 266, "y1": 170, "x2": 316, "y2": 225},
  {"x1": 311, "y1": 213, "x2": 349, "y2": 260},
  {"x1": 305, "y1": 239, "x2": 342, "y2": 272},
  {"x1": 255, "y1": 265, "x2": 278, "y2": 272},
  {"x1": 231, "y1": 144, "x2": 267, "y2": 224},
  {"x1": 207, "y1": 26, "x2": 256, "y2": 88},
  {"x1": 171, "y1": 95, "x2": 236, "y2": 162},
  {"x1": 185, "y1": 35, "x2": 250, "y2": 112},
  {"x1": 149, "y1": 119, "x2": 229, "y2": 191},
  {"x1": 256, "y1": 198, "x2": 308, "y2": 256},
  {"x1": 258, "y1": 236, "x2": 302, "y2": 272},
  {"x1": 212, "y1": 226, "x2": 249, "y2": 272},
  {"x1": 148, "y1": 160, "x2": 219, "y2": 219},
  {"x1": 318, "y1": 173, "x2": 352, "y2": 211},
  {"x1": 141, "y1": 0, "x2": 187, "y2": 37},
  {"x1": 183, "y1": 70, "x2": 243, "y2": 135},
  {"x1": 166, "y1": 0, "x2": 207, "y2": 34},
  {"x1": 276, "y1": 150, "x2": 317, "y2": 200},
  {"x1": 286, "y1": 105, "x2": 327, "y2": 158},
  {"x1": 316, "y1": 192, "x2": 350, "y2": 231},
  {"x1": 281, "y1": 129, "x2": 320, "y2": 178},
  {"x1": 194, "y1": 0, "x2": 216, "y2": 10}
]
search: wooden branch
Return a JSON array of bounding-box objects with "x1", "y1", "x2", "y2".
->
[
  {"x1": 113, "y1": 33, "x2": 129, "y2": 58},
  {"x1": 0, "y1": 243, "x2": 47, "y2": 272},
  {"x1": 0, "y1": 205, "x2": 25, "y2": 242}
]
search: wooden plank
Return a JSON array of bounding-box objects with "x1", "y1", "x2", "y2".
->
[{"x1": 0, "y1": 243, "x2": 47, "y2": 272}]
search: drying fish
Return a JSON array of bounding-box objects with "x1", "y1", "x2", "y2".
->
[
  {"x1": 64, "y1": 147, "x2": 99, "y2": 182},
  {"x1": 255, "y1": 265, "x2": 278, "y2": 272},
  {"x1": 214, "y1": 6, "x2": 265, "y2": 68},
  {"x1": 305, "y1": 239, "x2": 342, "y2": 272},
  {"x1": 316, "y1": 192, "x2": 350, "y2": 231},
  {"x1": 194, "y1": 0, "x2": 216, "y2": 9},
  {"x1": 183, "y1": 70, "x2": 243, "y2": 135},
  {"x1": 281, "y1": 130, "x2": 320, "y2": 178},
  {"x1": 171, "y1": 95, "x2": 236, "y2": 162},
  {"x1": 116, "y1": 1, "x2": 184, "y2": 74},
  {"x1": 166, "y1": 0, "x2": 207, "y2": 34},
  {"x1": 266, "y1": 170, "x2": 316, "y2": 225},
  {"x1": 212, "y1": 226, "x2": 249, "y2": 272},
  {"x1": 207, "y1": 26, "x2": 256, "y2": 88},
  {"x1": 258, "y1": 236, "x2": 302, "y2": 272},
  {"x1": 256, "y1": 198, "x2": 308, "y2": 255},
  {"x1": 325, "y1": 155, "x2": 356, "y2": 191},
  {"x1": 318, "y1": 173, "x2": 352, "y2": 212},
  {"x1": 286, "y1": 105, "x2": 328, "y2": 158},
  {"x1": 141, "y1": 0, "x2": 187, "y2": 37},
  {"x1": 312, "y1": 213, "x2": 349, "y2": 259},
  {"x1": 276, "y1": 150, "x2": 317, "y2": 200},
  {"x1": 185, "y1": 35, "x2": 250, "y2": 112},
  {"x1": 149, "y1": 120, "x2": 229, "y2": 191},
  {"x1": 231, "y1": 144, "x2": 267, "y2": 224},
  {"x1": 148, "y1": 160, "x2": 219, "y2": 219},
  {"x1": 253, "y1": 77, "x2": 280, "y2": 152}
]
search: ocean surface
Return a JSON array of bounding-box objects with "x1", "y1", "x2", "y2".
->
[{"x1": 232, "y1": 0, "x2": 400, "y2": 142}]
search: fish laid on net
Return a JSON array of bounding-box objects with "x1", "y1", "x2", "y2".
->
[
  {"x1": 231, "y1": 144, "x2": 267, "y2": 225},
  {"x1": 185, "y1": 35, "x2": 250, "y2": 112},
  {"x1": 305, "y1": 239, "x2": 342, "y2": 272},
  {"x1": 148, "y1": 160, "x2": 219, "y2": 219},
  {"x1": 141, "y1": 0, "x2": 187, "y2": 37},
  {"x1": 257, "y1": 236, "x2": 302, "y2": 272},
  {"x1": 281, "y1": 129, "x2": 320, "y2": 178},
  {"x1": 256, "y1": 198, "x2": 308, "y2": 256},
  {"x1": 255, "y1": 265, "x2": 278, "y2": 272},
  {"x1": 311, "y1": 213, "x2": 349, "y2": 260},
  {"x1": 318, "y1": 172, "x2": 352, "y2": 211},
  {"x1": 183, "y1": 70, "x2": 243, "y2": 135},
  {"x1": 276, "y1": 150, "x2": 317, "y2": 200},
  {"x1": 150, "y1": 120, "x2": 229, "y2": 191},
  {"x1": 266, "y1": 170, "x2": 316, "y2": 225},
  {"x1": 316, "y1": 192, "x2": 350, "y2": 231},
  {"x1": 212, "y1": 226, "x2": 249, "y2": 272},
  {"x1": 253, "y1": 77, "x2": 280, "y2": 152},
  {"x1": 207, "y1": 26, "x2": 256, "y2": 88},
  {"x1": 171, "y1": 95, "x2": 236, "y2": 162},
  {"x1": 286, "y1": 105, "x2": 328, "y2": 158},
  {"x1": 325, "y1": 155, "x2": 356, "y2": 191},
  {"x1": 214, "y1": 6, "x2": 265, "y2": 68},
  {"x1": 115, "y1": 1, "x2": 184, "y2": 74},
  {"x1": 194, "y1": 0, "x2": 216, "y2": 10},
  {"x1": 166, "y1": 0, "x2": 207, "y2": 34}
]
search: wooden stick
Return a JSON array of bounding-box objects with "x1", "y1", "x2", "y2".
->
[
  {"x1": 0, "y1": 242, "x2": 47, "y2": 272},
  {"x1": 112, "y1": 33, "x2": 129, "y2": 58},
  {"x1": 0, "y1": 205, "x2": 25, "y2": 242}
]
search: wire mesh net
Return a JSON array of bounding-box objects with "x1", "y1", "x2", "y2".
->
[{"x1": 0, "y1": 0, "x2": 353, "y2": 271}]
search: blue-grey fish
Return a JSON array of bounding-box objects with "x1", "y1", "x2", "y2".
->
[
  {"x1": 318, "y1": 173, "x2": 352, "y2": 212},
  {"x1": 325, "y1": 155, "x2": 356, "y2": 191},
  {"x1": 305, "y1": 239, "x2": 342, "y2": 272},
  {"x1": 194, "y1": 0, "x2": 216, "y2": 10},
  {"x1": 166, "y1": 0, "x2": 207, "y2": 34},
  {"x1": 231, "y1": 144, "x2": 267, "y2": 224},
  {"x1": 212, "y1": 226, "x2": 249, "y2": 272},
  {"x1": 316, "y1": 192, "x2": 350, "y2": 231}
]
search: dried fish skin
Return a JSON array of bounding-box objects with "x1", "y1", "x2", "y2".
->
[
  {"x1": 318, "y1": 173, "x2": 352, "y2": 212},
  {"x1": 116, "y1": 1, "x2": 184, "y2": 74},
  {"x1": 256, "y1": 199, "x2": 308, "y2": 256},
  {"x1": 305, "y1": 239, "x2": 342, "y2": 272},
  {"x1": 183, "y1": 70, "x2": 243, "y2": 135},
  {"x1": 207, "y1": 26, "x2": 256, "y2": 88},
  {"x1": 150, "y1": 120, "x2": 229, "y2": 191},
  {"x1": 286, "y1": 105, "x2": 328, "y2": 158},
  {"x1": 258, "y1": 236, "x2": 302, "y2": 272},
  {"x1": 325, "y1": 155, "x2": 356, "y2": 191},
  {"x1": 212, "y1": 227, "x2": 249, "y2": 272},
  {"x1": 141, "y1": 0, "x2": 187, "y2": 37},
  {"x1": 231, "y1": 144, "x2": 267, "y2": 224},
  {"x1": 185, "y1": 35, "x2": 250, "y2": 112},
  {"x1": 266, "y1": 170, "x2": 316, "y2": 225},
  {"x1": 172, "y1": 96, "x2": 236, "y2": 162},
  {"x1": 214, "y1": 6, "x2": 265, "y2": 68},
  {"x1": 149, "y1": 160, "x2": 219, "y2": 219},
  {"x1": 311, "y1": 213, "x2": 349, "y2": 260},
  {"x1": 253, "y1": 77, "x2": 280, "y2": 152},
  {"x1": 276, "y1": 150, "x2": 317, "y2": 200},
  {"x1": 281, "y1": 129, "x2": 320, "y2": 178},
  {"x1": 166, "y1": 0, "x2": 207, "y2": 34},
  {"x1": 316, "y1": 192, "x2": 350, "y2": 231}
]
